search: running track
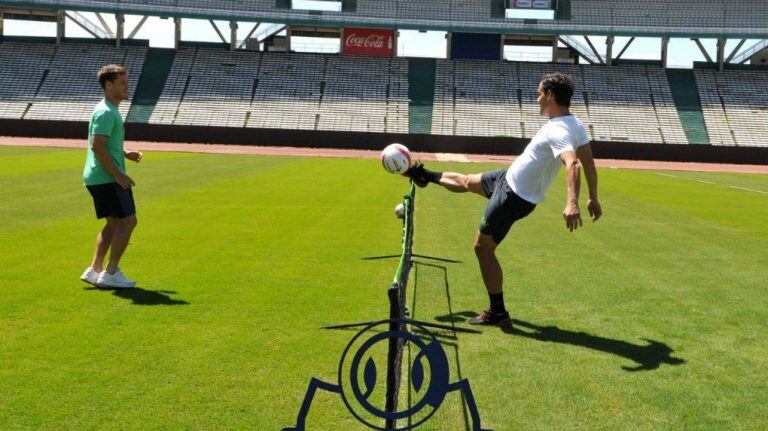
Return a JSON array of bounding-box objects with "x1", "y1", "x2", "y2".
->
[{"x1": 1, "y1": 136, "x2": 766, "y2": 175}]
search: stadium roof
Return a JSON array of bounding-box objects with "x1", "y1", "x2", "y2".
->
[{"x1": 1, "y1": 0, "x2": 766, "y2": 39}]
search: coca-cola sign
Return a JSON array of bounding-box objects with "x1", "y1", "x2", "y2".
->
[{"x1": 343, "y1": 28, "x2": 395, "y2": 57}]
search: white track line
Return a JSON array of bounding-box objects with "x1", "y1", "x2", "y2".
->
[
  {"x1": 655, "y1": 172, "x2": 768, "y2": 196},
  {"x1": 729, "y1": 186, "x2": 768, "y2": 195}
]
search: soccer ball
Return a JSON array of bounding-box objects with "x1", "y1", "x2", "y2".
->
[
  {"x1": 395, "y1": 203, "x2": 405, "y2": 219},
  {"x1": 381, "y1": 143, "x2": 412, "y2": 174}
]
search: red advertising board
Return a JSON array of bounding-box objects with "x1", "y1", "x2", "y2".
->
[{"x1": 343, "y1": 28, "x2": 395, "y2": 57}]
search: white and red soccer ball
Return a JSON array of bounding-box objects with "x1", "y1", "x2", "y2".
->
[{"x1": 380, "y1": 143, "x2": 412, "y2": 174}]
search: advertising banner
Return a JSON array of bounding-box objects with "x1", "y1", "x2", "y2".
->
[{"x1": 343, "y1": 28, "x2": 395, "y2": 57}]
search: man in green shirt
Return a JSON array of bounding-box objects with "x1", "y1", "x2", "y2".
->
[{"x1": 80, "y1": 65, "x2": 143, "y2": 289}]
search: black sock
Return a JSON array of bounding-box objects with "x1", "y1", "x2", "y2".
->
[
  {"x1": 489, "y1": 292, "x2": 506, "y2": 314},
  {"x1": 423, "y1": 168, "x2": 443, "y2": 184}
]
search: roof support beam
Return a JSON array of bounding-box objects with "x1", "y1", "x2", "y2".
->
[
  {"x1": 692, "y1": 38, "x2": 714, "y2": 63},
  {"x1": 230, "y1": 20, "x2": 237, "y2": 50},
  {"x1": 95, "y1": 12, "x2": 115, "y2": 37},
  {"x1": 56, "y1": 9, "x2": 65, "y2": 44},
  {"x1": 127, "y1": 15, "x2": 148, "y2": 39},
  {"x1": 614, "y1": 36, "x2": 635, "y2": 61},
  {"x1": 557, "y1": 36, "x2": 596, "y2": 64},
  {"x1": 605, "y1": 35, "x2": 614, "y2": 66},
  {"x1": 583, "y1": 36, "x2": 605, "y2": 64},
  {"x1": 661, "y1": 37, "x2": 669, "y2": 68},
  {"x1": 238, "y1": 22, "x2": 262, "y2": 49},
  {"x1": 115, "y1": 13, "x2": 124, "y2": 46},
  {"x1": 65, "y1": 11, "x2": 105, "y2": 39},
  {"x1": 174, "y1": 17, "x2": 181, "y2": 49},
  {"x1": 724, "y1": 39, "x2": 746, "y2": 64},
  {"x1": 716, "y1": 38, "x2": 726, "y2": 71},
  {"x1": 209, "y1": 19, "x2": 227, "y2": 44}
]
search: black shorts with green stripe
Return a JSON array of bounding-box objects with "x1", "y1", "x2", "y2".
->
[{"x1": 479, "y1": 170, "x2": 536, "y2": 244}]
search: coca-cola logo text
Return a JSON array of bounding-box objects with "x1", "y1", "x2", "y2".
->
[{"x1": 345, "y1": 34, "x2": 386, "y2": 49}]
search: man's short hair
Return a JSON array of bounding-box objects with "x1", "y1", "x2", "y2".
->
[
  {"x1": 540, "y1": 73, "x2": 575, "y2": 107},
  {"x1": 97, "y1": 65, "x2": 128, "y2": 89}
]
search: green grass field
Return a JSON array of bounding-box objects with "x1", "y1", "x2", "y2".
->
[{"x1": 1, "y1": 145, "x2": 766, "y2": 430}]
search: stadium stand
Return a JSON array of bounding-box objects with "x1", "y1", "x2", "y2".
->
[
  {"x1": 25, "y1": 43, "x2": 146, "y2": 121},
  {"x1": 0, "y1": 39, "x2": 765, "y2": 147},
  {"x1": 173, "y1": 48, "x2": 259, "y2": 128},
  {"x1": 148, "y1": 47, "x2": 196, "y2": 125},
  {"x1": 431, "y1": 59, "x2": 688, "y2": 144},
  {"x1": 694, "y1": 69, "x2": 768, "y2": 147},
  {"x1": 149, "y1": 47, "x2": 408, "y2": 132},
  {"x1": 248, "y1": 52, "x2": 324, "y2": 130},
  {"x1": 0, "y1": 42, "x2": 54, "y2": 119},
  {"x1": 432, "y1": 59, "x2": 521, "y2": 137},
  {"x1": 317, "y1": 55, "x2": 409, "y2": 133},
  {"x1": 0, "y1": 41, "x2": 146, "y2": 121},
  {"x1": 581, "y1": 64, "x2": 687, "y2": 144},
  {"x1": 565, "y1": 0, "x2": 766, "y2": 30}
]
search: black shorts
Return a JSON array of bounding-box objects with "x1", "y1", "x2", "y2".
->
[
  {"x1": 479, "y1": 170, "x2": 536, "y2": 244},
  {"x1": 86, "y1": 183, "x2": 136, "y2": 219}
]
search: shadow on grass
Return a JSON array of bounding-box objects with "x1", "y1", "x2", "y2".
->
[
  {"x1": 363, "y1": 254, "x2": 462, "y2": 264},
  {"x1": 435, "y1": 311, "x2": 477, "y2": 324},
  {"x1": 84, "y1": 286, "x2": 189, "y2": 306},
  {"x1": 437, "y1": 312, "x2": 686, "y2": 372}
]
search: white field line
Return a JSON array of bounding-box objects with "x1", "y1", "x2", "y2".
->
[{"x1": 655, "y1": 172, "x2": 768, "y2": 196}]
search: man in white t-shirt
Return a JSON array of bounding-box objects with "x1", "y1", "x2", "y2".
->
[{"x1": 405, "y1": 73, "x2": 603, "y2": 326}]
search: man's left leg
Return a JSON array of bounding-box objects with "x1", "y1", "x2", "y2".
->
[
  {"x1": 474, "y1": 232, "x2": 503, "y2": 295},
  {"x1": 90, "y1": 217, "x2": 118, "y2": 272},
  {"x1": 104, "y1": 214, "x2": 138, "y2": 275},
  {"x1": 469, "y1": 232, "x2": 512, "y2": 326},
  {"x1": 467, "y1": 174, "x2": 533, "y2": 326}
]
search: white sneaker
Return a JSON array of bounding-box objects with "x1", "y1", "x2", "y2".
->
[
  {"x1": 96, "y1": 268, "x2": 136, "y2": 289},
  {"x1": 80, "y1": 267, "x2": 101, "y2": 286}
]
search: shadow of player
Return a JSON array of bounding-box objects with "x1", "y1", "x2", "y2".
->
[
  {"x1": 437, "y1": 312, "x2": 685, "y2": 372},
  {"x1": 84, "y1": 286, "x2": 189, "y2": 306},
  {"x1": 503, "y1": 318, "x2": 686, "y2": 372}
]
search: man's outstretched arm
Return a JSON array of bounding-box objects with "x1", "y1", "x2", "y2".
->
[
  {"x1": 575, "y1": 143, "x2": 602, "y2": 222},
  {"x1": 560, "y1": 150, "x2": 582, "y2": 232}
]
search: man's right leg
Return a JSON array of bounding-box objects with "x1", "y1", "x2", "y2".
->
[
  {"x1": 406, "y1": 164, "x2": 489, "y2": 197},
  {"x1": 105, "y1": 214, "x2": 137, "y2": 275},
  {"x1": 437, "y1": 172, "x2": 486, "y2": 196}
]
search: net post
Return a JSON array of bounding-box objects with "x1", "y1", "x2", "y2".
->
[
  {"x1": 384, "y1": 181, "x2": 416, "y2": 430},
  {"x1": 385, "y1": 284, "x2": 404, "y2": 430}
]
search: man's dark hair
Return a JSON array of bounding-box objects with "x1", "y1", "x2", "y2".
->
[
  {"x1": 97, "y1": 64, "x2": 128, "y2": 89},
  {"x1": 540, "y1": 73, "x2": 575, "y2": 107}
]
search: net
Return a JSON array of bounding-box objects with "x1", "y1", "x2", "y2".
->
[{"x1": 385, "y1": 181, "x2": 416, "y2": 430}]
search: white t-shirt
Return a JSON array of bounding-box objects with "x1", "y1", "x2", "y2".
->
[{"x1": 505, "y1": 115, "x2": 589, "y2": 204}]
